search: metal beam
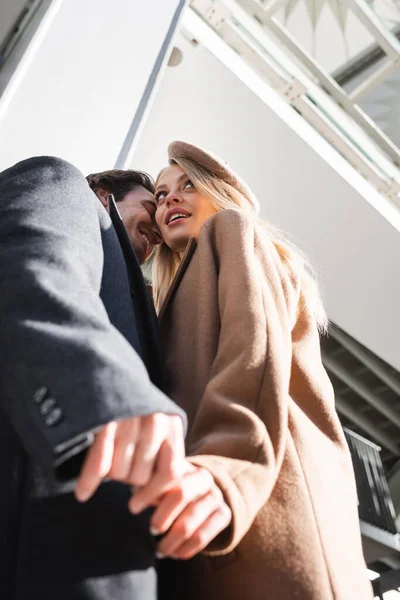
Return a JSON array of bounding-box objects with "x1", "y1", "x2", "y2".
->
[
  {"x1": 188, "y1": 2, "x2": 400, "y2": 204},
  {"x1": 265, "y1": 17, "x2": 400, "y2": 166},
  {"x1": 348, "y1": 57, "x2": 400, "y2": 104},
  {"x1": 221, "y1": 14, "x2": 400, "y2": 198},
  {"x1": 323, "y1": 353, "x2": 400, "y2": 430},
  {"x1": 336, "y1": 394, "x2": 400, "y2": 456},
  {"x1": 346, "y1": 0, "x2": 400, "y2": 60},
  {"x1": 115, "y1": 0, "x2": 190, "y2": 168},
  {"x1": 238, "y1": 0, "x2": 287, "y2": 20},
  {"x1": 329, "y1": 325, "x2": 400, "y2": 399},
  {"x1": 333, "y1": 25, "x2": 400, "y2": 87},
  {"x1": 219, "y1": 0, "x2": 400, "y2": 192}
]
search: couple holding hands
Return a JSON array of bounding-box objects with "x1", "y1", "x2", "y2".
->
[{"x1": 0, "y1": 141, "x2": 372, "y2": 599}]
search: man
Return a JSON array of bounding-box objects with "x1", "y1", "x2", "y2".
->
[
  {"x1": 86, "y1": 168, "x2": 159, "y2": 265},
  {"x1": 0, "y1": 156, "x2": 186, "y2": 600}
]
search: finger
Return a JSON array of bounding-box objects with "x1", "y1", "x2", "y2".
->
[
  {"x1": 156, "y1": 415, "x2": 185, "y2": 478},
  {"x1": 128, "y1": 453, "x2": 174, "y2": 515},
  {"x1": 128, "y1": 414, "x2": 167, "y2": 486},
  {"x1": 128, "y1": 440, "x2": 187, "y2": 515},
  {"x1": 167, "y1": 415, "x2": 185, "y2": 464},
  {"x1": 108, "y1": 418, "x2": 139, "y2": 480},
  {"x1": 150, "y1": 468, "x2": 215, "y2": 535},
  {"x1": 156, "y1": 491, "x2": 220, "y2": 557},
  {"x1": 164, "y1": 504, "x2": 232, "y2": 560},
  {"x1": 75, "y1": 422, "x2": 117, "y2": 502}
]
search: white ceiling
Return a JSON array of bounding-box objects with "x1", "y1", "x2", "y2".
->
[{"x1": 132, "y1": 31, "x2": 400, "y2": 372}]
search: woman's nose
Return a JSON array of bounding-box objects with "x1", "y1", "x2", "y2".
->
[{"x1": 166, "y1": 194, "x2": 182, "y2": 207}]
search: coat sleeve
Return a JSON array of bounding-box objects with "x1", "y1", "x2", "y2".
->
[
  {"x1": 0, "y1": 156, "x2": 185, "y2": 473},
  {"x1": 187, "y1": 209, "x2": 300, "y2": 555}
]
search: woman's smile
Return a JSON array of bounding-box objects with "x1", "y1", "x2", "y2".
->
[{"x1": 165, "y1": 207, "x2": 192, "y2": 227}]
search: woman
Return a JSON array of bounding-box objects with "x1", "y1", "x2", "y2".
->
[{"x1": 131, "y1": 141, "x2": 373, "y2": 599}]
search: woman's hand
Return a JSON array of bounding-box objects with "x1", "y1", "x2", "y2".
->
[{"x1": 129, "y1": 461, "x2": 232, "y2": 560}]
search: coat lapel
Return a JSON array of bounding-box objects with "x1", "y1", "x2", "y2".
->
[
  {"x1": 109, "y1": 197, "x2": 167, "y2": 391},
  {"x1": 159, "y1": 238, "x2": 197, "y2": 323}
]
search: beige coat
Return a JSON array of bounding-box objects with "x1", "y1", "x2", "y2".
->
[{"x1": 159, "y1": 209, "x2": 373, "y2": 600}]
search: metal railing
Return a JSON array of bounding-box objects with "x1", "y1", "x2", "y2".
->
[{"x1": 345, "y1": 428, "x2": 398, "y2": 534}]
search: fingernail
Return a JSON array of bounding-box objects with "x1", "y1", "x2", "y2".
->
[
  {"x1": 75, "y1": 490, "x2": 90, "y2": 503},
  {"x1": 156, "y1": 552, "x2": 166, "y2": 559},
  {"x1": 129, "y1": 502, "x2": 142, "y2": 514},
  {"x1": 150, "y1": 526, "x2": 160, "y2": 536}
]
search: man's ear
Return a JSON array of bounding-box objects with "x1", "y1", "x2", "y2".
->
[{"x1": 94, "y1": 187, "x2": 110, "y2": 210}]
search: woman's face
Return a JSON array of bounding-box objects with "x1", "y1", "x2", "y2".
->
[{"x1": 154, "y1": 164, "x2": 217, "y2": 252}]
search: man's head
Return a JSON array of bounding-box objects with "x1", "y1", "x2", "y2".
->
[{"x1": 87, "y1": 169, "x2": 161, "y2": 264}]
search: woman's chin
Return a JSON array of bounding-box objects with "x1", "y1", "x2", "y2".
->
[
  {"x1": 164, "y1": 234, "x2": 191, "y2": 253},
  {"x1": 162, "y1": 227, "x2": 193, "y2": 252}
]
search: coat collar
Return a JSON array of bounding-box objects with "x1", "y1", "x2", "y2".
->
[
  {"x1": 108, "y1": 195, "x2": 143, "y2": 286},
  {"x1": 108, "y1": 196, "x2": 167, "y2": 390},
  {"x1": 159, "y1": 238, "x2": 197, "y2": 323}
]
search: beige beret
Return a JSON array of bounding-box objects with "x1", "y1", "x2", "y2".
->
[{"x1": 168, "y1": 141, "x2": 260, "y2": 214}]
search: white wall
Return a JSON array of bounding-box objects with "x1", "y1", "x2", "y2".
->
[
  {"x1": 132, "y1": 32, "x2": 400, "y2": 372},
  {"x1": 0, "y1": 0, "x2": 182, "y2": 174}
]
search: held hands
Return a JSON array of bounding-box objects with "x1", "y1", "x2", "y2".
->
[
  {"x1": 75, "y1": 413, "x2": 185, "y2": 502},
  {"x1": 74, "y1": 413, "x2": 232, "y2": 559},
  {"x1": 130, "y1": 461, "x2": 232, "y2": 560}
]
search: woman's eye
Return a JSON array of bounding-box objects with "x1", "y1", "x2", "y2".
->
[
  {"x1": 184, "y1": 180, "x2": 194, "y2": 190},
  {"x1": 155, "y1": 191, "x2": 167, "y2": 203}
]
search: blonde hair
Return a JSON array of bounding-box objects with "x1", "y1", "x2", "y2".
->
[{"x1": 152, "y1": 158, "x2": 327, "y2": 332}]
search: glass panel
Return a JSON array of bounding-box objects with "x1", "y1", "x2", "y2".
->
[
  {"x1": 272, "y1": 0, "x2": 377, "y2": 74},
  {"x1": 306, "y1": 90, "x2": 394, "y2": 182},
  {"x1": 343, "y1": 52, "x2": 400, "y2": 152}
]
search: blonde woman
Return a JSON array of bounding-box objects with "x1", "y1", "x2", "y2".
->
[{"x1": 130, "y1": 141, "x2": 373, "y2": 600}]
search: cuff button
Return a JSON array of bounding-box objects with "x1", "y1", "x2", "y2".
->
[
  {"x1": 33, "y1": 387, "x2": 48, "y2": 405},
  {"x1": 45, "y1": 407, "x2": 63, "y2": 427}
]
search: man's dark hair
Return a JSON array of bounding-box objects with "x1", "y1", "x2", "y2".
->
[{"x1": 86, "y1": 169, "x2": 155, "y2": 202}]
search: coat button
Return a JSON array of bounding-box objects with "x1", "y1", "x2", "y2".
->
[
  {"x1": 45, "y1": 407, "x2": 63, "y2": 427},
  {"x1": 40, "y1": 397, "x2": 56, "y2": 416},
  {"x1": 33, "y1": 387, "x2": 48, "y2": 404}
]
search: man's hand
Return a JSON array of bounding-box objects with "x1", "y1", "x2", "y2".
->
[
  {"x1": 129, "y1": 462, "x2": 232, "y2": 560},
  {"x1": 74, "y1": 413, "x2": 184, "y2": 502}
]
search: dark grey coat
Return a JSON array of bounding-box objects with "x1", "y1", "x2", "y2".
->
[{"x1": 0, "y1": 156, "x2": 184, "y2": 600}]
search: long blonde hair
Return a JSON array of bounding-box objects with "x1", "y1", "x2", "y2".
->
[{"x1": 152, "y1": 158, "x2": 327, "y2": 332}]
